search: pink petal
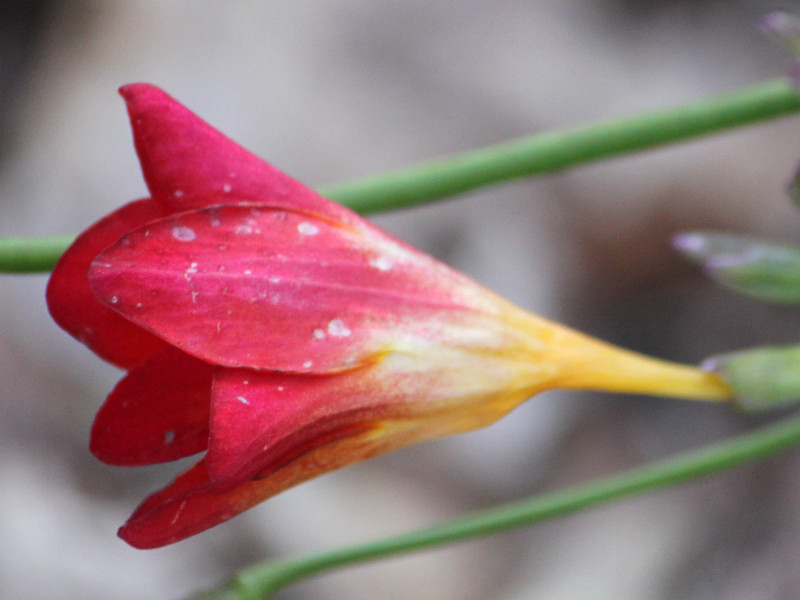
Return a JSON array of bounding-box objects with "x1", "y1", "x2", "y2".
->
[
  {"x1": 90, "y1": 347, "x2": 213, "y2": 466},
  {"x1": 46, "y1": 198, "x2": 170, "y2": 369},
  {"x1": 89, "y1": 204, "x2": 499, "y2": 372},
  {"x1": 119, "y1": 83, "x2": 360, "y2": 228},
  {"x1": 206, "y1": 367, "x2": 387, "y2": 485},
  {"x1": 118, "y1": 426, "x2": 392, "y2": 549}
]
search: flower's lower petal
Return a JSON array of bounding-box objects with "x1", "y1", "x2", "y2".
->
[
  {"x1": 118, "y1": 425, "x2": 400, "y2": 549},
  {"x1": 46, "y1": 198, "x2": 170, "y2": 369},
  {"x1": 121, "y1": 346, "x2": 556, "y2": 548},
  {"x1": 91, "y1": 347, "x2": 213, "y2": 465},
  {"x1": 89, "y1": 204, "x2": 512, "y2": 372}
]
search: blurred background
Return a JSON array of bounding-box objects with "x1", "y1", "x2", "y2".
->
[{"x1": 2, "y1": 1, "x2": 800, "y2": 598}]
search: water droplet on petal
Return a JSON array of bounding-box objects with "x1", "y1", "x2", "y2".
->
[
  {"x1": 172, "y1": 226, "x2": 196, "y2": 241},
  {"x1": 370, "y1": 255, "x2": 394, "y2": 271},
  {"x1": 297, "y1": 222, "x2": 319, "y2": 236},
  {"x1": 327, "y1": 319, "x2": 351, "y2": 337}
]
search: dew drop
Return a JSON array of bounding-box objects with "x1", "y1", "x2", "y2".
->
[
  {"x1": 297, "y1": 222, "x2": 319, "y2": 236},
  {"x1": 327, "y1": 319, "x2": 351, "y2": 337},
  {"x1": 370, "y1": 255, "x2": 394, "y2": 271},
  {"x1": 236, "y1": 396, "x2": 250, "y2": 405},
  {"x1": 172, "y1": 226, "x2": 196, "y2": 241},
  {"x1": 313, "y1": 328, "x2": 326, "y2": 340}
]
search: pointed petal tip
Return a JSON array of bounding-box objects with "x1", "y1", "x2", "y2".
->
[
  {"x1": 117, "y1": 523, "x2": 172, "y2": 550},
  {"x1": 118, "y1": 82, "x2": 168, "y2": 103}
]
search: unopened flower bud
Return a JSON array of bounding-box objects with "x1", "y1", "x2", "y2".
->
[
  {"x1": 759, "y1": 12, "x2": 800, "y2": 55},
  {"x1": 673, "y1": 232, "x2": 800, "y2": 303},
  {"x1": 703, "y1": 345, "x2": 800, "y2": 411}
]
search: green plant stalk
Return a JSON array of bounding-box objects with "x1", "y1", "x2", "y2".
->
[
  {"x1": 321, "y1": 77, "x2": 800, "y2": 213},
  {"x1": 189, "y1": 413, "x2": 800, "y2": 600},
  {"x1": 0, "y1": 235, "x2": 77, "y2": 273},
  {"x1": 3, "y1": 78, "x2": 800, "y2": 274}
]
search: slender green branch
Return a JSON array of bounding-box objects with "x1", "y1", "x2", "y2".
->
[
  {"x1": 0, "y1": 235, "x2": 76, "y2": 273},
  {"x1": 3, "y1": 78, "x2": 800, "y2": 274},
  {"x1": 189, "y1": 412, "x2": 800, "y2": 600},
  {"x1": 322, "y1": 78, "x2": 800, "y2": 213}
]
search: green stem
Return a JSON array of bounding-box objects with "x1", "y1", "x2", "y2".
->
[
  {"x1": 0, "y1": 235, "x2": 76, "y2": 273},
  {"x1": 322, "y1": 77, "x2": 800, "y2": 213},
  {"x1": 190, "y1": 413, "x2": 800, "y2": 600},
  {"x1": 3, "y1": 78, "x2": 800, "y2": 274}
]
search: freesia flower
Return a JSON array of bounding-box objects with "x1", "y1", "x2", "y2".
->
[{"x1": 46, "y1": 83, "x2": 732, "y2": 549}]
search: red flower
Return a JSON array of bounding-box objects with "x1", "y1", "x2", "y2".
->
[{"x1": 46, "y1": 84, "x2": 731, "y2": 549}]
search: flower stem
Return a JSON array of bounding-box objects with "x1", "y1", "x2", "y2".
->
[
  {"x1": 323, "y1": 77, "x2": 800, "y2": 213},
  {"x1": 3, "y1": 78, "x2": 800, "y2": 274},
  {"x1": 187, "y1": 412, "x2": 800, "y2": 600},
  {"x1": 0, "y1": 235, "x2": 76, "y2": 273}
]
